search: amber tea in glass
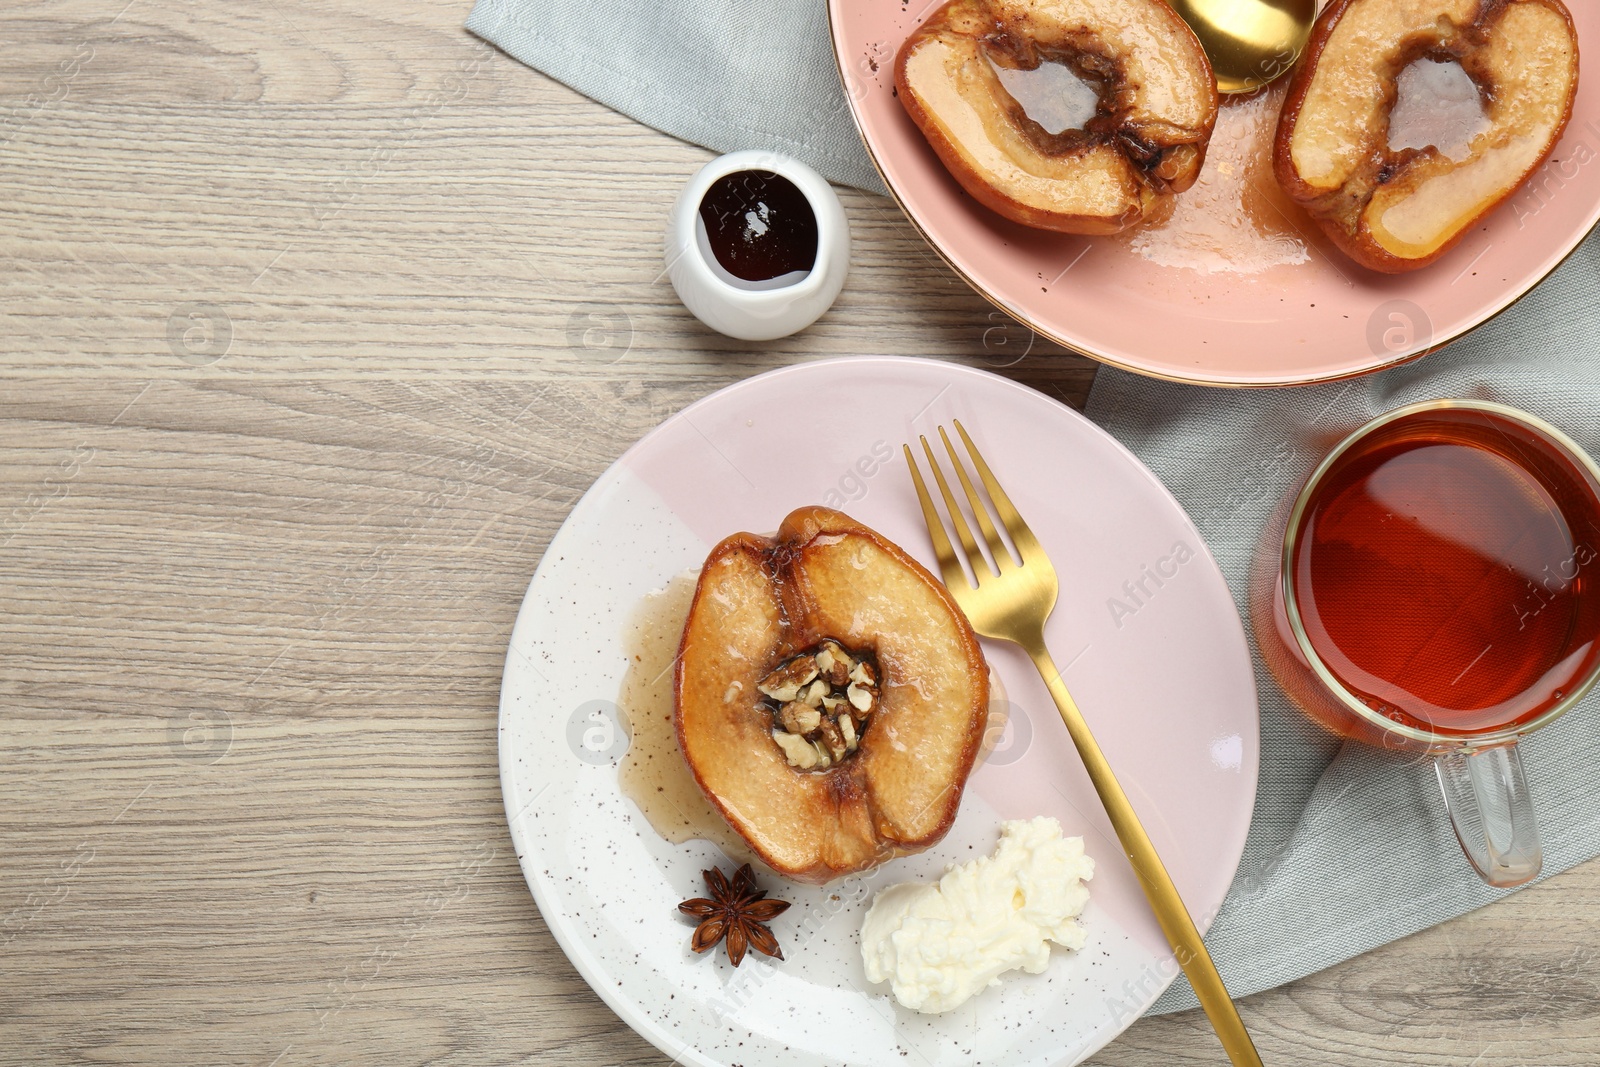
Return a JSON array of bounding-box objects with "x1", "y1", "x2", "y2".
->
[{"x1": 1258, "y1": 400, "x2": 1600, "y2": 888}]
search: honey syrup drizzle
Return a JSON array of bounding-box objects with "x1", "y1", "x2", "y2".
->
[
  {"x1": 616, "y1": 574, "x2": 757, "y2": 863},
  {"x1": 1123, "y1": 84, "x2": 1310, "y2": 274}
]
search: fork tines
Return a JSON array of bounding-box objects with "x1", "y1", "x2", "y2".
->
[{"x1": 903, "y1": 420, "x2": 1039, "y2": 589}]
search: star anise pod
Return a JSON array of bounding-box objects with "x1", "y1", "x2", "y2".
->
[{"x1": 677, "y1": 863, "x2": 790, "y2": 966}]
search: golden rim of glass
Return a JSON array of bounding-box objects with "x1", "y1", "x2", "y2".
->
[{"x1": 1280, "y1": 398, "x2": 1600, "y2": 748}]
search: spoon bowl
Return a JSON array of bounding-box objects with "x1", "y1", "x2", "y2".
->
[{"x1": 1167, "y1": 0, "x2": 1316, "y2": 93}]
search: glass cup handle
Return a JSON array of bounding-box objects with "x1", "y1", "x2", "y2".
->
[{"x1": 1434, "y1": 743, "x2": 1543, "y2": 888}]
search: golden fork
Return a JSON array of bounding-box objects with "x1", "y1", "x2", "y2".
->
[{"x1": 905, "y1": 420, "x2": 1264, "y2": 1067}]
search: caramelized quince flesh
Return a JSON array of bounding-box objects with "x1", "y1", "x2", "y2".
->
[
  {"x1": 674, "y1": 507, "x2": 989, "y2": 884},
  {"x1": 1276, "y1": 0, "x2": 1578, "y2": 272},
  {"x1": 896, "y1": 0, "x2": 1218, "y2": 234}
]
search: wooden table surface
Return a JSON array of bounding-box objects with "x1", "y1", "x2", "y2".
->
[{"x1": 3, "y1": 1, "x2": 1598, "y2": 1064}]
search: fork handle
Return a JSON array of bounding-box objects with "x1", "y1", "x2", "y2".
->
[{"x1": 1026, "y1": 641, "x2": 1265, "y2": 1067}]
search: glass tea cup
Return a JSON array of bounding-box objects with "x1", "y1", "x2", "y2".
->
[{"x1": 1253, "y1": 400, "x2": 1600, "y2": 888}]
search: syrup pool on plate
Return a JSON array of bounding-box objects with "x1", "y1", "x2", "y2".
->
[
  {"x1": 617, "y1": 573, "x2": 756, "y2": 862},
  {"x1": 1121, "y1": 84, "x2": 1310, "y2": 274}
]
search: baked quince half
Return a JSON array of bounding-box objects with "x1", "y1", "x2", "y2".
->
[
  {"x1": 674, "y1": 507, "x2": 989, "y2": 884},
  {"x1": 1275, "y1": 0, "x2": 1579, "y2": 273},
  {"x1": 895, "y1": 0, "x2": 1219, "y2": 234}
]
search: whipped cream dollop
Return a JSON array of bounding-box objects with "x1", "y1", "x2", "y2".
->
[{"x1": 860, "y1": 817, "x2": 1094, "y2": 1013}]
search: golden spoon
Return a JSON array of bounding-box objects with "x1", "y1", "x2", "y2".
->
[{"x1": 1167, "y1": 0, "x2": 1317, "y2": 94}]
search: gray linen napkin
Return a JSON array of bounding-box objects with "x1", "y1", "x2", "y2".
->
[
  {"x1": 465, "y1": 0, "x2": 886, "y2": 193},
  {"x1": 469, "y1": 0, "x2": 1600, "y2": 1015}
]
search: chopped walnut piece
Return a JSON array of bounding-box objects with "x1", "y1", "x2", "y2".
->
[
  {"x1": 818, "y1": 642, "x2": 853, "y2": 686},
  {"x1": 817, "y1": 717, "x2": 848, "y2": 760},
  {"x1": 759, "y1": 679, "x2": 800, "y2": 703},
  {"x1": 757, "y1": 658, "x2": 819, "y2": 703},
  {"x1": 772, "y1": 729, "x2": 819, "y2": 769},
  {"x1": 778, "y1": 700, "x2": 821, "y2": 736},
  {"x1": 761, "y1": 642, "x2": 879, "y2": 770}
]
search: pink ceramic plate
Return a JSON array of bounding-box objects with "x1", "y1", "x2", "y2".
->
[
  {"x1": 500, "y1": 358, "x2": 1259, "y2": 1066},
  {"x1": 828, "y1": 2, "x2": 1600, "y2": 386}
]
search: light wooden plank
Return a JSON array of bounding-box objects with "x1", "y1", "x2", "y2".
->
[{"x1": 1, "y1": 2, "x2": 1595, "y2": 1066}]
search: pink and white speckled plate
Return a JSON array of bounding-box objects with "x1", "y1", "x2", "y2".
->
[
  {"x1": 828, "y1": 2, "x2": 1600, "y2": 386},
  {"x1": 500, "y1": 358, "x2": 1258, "y2": 1067}
]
